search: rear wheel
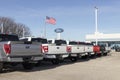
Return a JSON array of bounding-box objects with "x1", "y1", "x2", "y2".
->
[
  {"x1": 90, "y1": 54, "x2": 96, "y2": 58},
  {"x1": 97, "y1": 53, "x2": 102, "y2": 57},
  {"x1": 22, "y1": 62, "x2": 34, "y2": 70},
  {"x1": 104, "y1": 52, "x2": 108, "y2": 56},
  {"x1": 82, "y1": 53, "x2": 90, "y2": 59},
  {"x1": 0, "y1": 62, "x2": 3, "y2": 72},
  {"x1": 35, "y1": 61, "x2": 41, "y2": 67},
  {"x1": 51, "y1": 59, "x2": 59, "y2": 65},
  {"x1": 70, "y1": 57, "x2": 77, "y2": 62}
]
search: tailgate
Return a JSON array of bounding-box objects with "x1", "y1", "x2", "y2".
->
[
  {"x1": 48, "y1": 45, "x2": 67, "y2": 54},
  {"x1": 85, "y1": 46, "x2": 93, "y2": 52},
  {"x1": 71, "y1": 45, "x2": 84, "y2": 53},
  {"x1": 105, "y1": 47, "x2": 111, "y2": 51},
  {"x1": 10, "y1": 41, "x2": 41, "y2": 56}
]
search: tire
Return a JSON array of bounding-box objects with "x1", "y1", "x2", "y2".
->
[
  {"x1": 98, "y1": 53, "x2": 102, "y2": 57},
  {"x1": 51, "y1": 59, "x2": 59, "y2": 65},
  {"x1": 90, "y1": 54, "x2": 96, "y2": 59},
  {"x1": 82, "y1": 55, "x2": 89, "y2": 59},
  {"x1": 70, "y1": 57, "x2": 77, "y2": 62},
  {"x1": 11, "y1": 63, "x2": 18, "y2": 66},
  {"x1": 35, "y1": 61, "x2": 41, "y2": 67},
  {"x1": 0, "y1": 62, "x2": 3, "y2": 72},
  {"x1": 82, "y1": 55, "x2": 87, "y2": 59},
  {"x1": 104, "y1": 52, "x2": 108, "y2": 56},
  {"x1": 22, "y1": 62, "x2": 34, "y2": 70}
]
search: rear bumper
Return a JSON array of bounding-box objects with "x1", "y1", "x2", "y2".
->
[
  {"x1": 95, "y1": 50, "x2": 110, "y2": 54},
  {"x1": 43, "y1": 53, "x2": 69, "y2": 59},
  {"x1": 69, "y1": 52, "x2": 95, "y2": 57},
  {"x1": 69, "y1": 53, "x2": 85, "y2": 57},
  {"x1": 1, "y1": 55, "x2": 43, "y2": 62}
]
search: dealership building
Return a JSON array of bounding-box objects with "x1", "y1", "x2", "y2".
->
[{"x1": 86, "y1": 32, "x2": 120, "y2": 46}]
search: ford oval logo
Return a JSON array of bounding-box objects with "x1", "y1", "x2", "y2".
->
[{"x1": 54, "y1": 28, "x2": 64, "y2": 33}]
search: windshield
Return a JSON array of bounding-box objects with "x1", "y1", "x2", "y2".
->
[
  {"x1": 0, "y1": 34, "x2": 19, "y2": 41},
  {"x1": 31, "y1": 38, "x2": 47, "y2": 44},
  {"x1": 69, "y1": 41, "x2": 78, "y2": 45},
  {"x1": 55, "y1": 40, "x2": 67, "y2": 45}
]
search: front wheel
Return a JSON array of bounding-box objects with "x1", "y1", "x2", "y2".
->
[{"x1": 22, "y1": 62, "x2": 34, "y2": 70}]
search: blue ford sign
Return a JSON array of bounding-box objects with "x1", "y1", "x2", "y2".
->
[{"x1": 54, "y1": 28, "x2": 64, "y2": 33}]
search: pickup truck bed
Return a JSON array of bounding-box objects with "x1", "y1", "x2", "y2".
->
[
  {"x1": 0, "y1": 34, "x2": 43, "y2": 71},
  {"x1": 41, "y1": 39, "x2": 69, "y2": 64},
  {"x1": 68, "y1": 41, "x2": 94, "y2": 62}
]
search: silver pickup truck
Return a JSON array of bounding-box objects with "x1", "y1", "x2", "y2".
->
[
  {"x1": 0, "y1": 34, "x2": 43, "y2": 71},
  {"x1": 41, "y1": 39, "x2": 69, "y2": 64}
]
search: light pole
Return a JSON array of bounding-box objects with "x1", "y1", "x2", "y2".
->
[
  {"x1": 23, "y1": 27, "x2": 25, "y2": 37},
  {"x1": 1, "y1": 23, "x2": 3, "y2": 33},
  {"x1": 95, "y1": 7, "x2": 98, "y2": 45}
]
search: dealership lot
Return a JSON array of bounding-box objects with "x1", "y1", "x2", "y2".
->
[{"x1": 0, "y1": 51, "x2": 120, "y2": 80}]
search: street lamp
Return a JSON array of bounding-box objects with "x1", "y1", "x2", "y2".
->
[
  {"x1": 1, "y1": 23, "x2": 3, "y2": 33},
  {"x1": 95, "y1": 7, "x2": 98, "y2": 45}
]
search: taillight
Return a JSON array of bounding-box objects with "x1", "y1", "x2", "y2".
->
[
  {"x1": 93, "y1": 46, "x2": 100, "y2": 53},
  {"x1": 4, "y1": 44, "x2": 11, "y2": 54},
  {"x1": 67, "y1": 46, "x2": 71, "y2": 52},
  {"x1": 42, "y1": 46, "x2": 48, "y2": 53}
]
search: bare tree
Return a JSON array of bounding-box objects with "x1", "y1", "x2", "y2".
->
[
  {"x1": 0, "y1": 17, "x2": 31, "y2": 37},
  {"x1": 16, "y1": 23, "x2": 31, "y2": 37}
]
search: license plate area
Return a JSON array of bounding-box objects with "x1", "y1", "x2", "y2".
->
[{"x1": 70, "y1": 54, "x2": 77, "y2": 56}]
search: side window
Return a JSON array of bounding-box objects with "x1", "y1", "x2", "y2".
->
[
  {"x1": 48, "y1": 40, "x2": 52, "y2": 44},
  {"x1": 55, "y1": 40, "x2": 67, "y2": 45},
  {"x1": 69, "y1": 41, "x2": 77, "y2": 45},
  {"x1": 20, "y1": 38, "x2": 28, "y2": 41},
  {"x1": 41, "y1": 39, "x2": 47, "y2": 44},
  {"x1": 31, "y1": 38, "x2": 47, "y2": 44},
  {"x1": 0, "y1": 34, "x2": 19, "y2": 41}
]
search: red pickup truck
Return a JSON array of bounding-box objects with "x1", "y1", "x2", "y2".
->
[{"x1": 93, "y1": 43, "x2": 111, "y2": 56}]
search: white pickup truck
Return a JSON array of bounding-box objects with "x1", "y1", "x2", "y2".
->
[
  {"x1": 67, "y1": 41, "x2": 85, "y2": 62},
  {"x1": 83, "y1": 42, "x2": 94, "y2": 58},
  {"x1": 67, "y1": 41, "x2": 95, "y2": 61},
  {"x1": 0, "y1": 34, "x2": 43, "y2": 71},
  {"x1": 41, "y1": 39, "x2": 69, "y2": 64}
]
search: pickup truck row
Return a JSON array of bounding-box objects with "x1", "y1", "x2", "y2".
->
[{"x1": 0, "y1": 34, "x2": 111, "y2": 72}]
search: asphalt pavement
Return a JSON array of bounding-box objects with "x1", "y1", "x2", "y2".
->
[{"x1": 0, "y1": 51, "x2": 120, "y2": 80}]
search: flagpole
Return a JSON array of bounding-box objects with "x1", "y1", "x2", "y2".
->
[
  {"x1": 44, "y1": 16, "x2": 56, "y2": 38},
  {"x1": 44, "y1": 22, "x2": 47, "y2": 38}
]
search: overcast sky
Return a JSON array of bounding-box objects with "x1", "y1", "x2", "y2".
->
[{"x1": 0, "y1": 0, "x2": 120, "y2": 41}]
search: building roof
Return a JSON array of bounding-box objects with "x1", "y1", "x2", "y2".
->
[{"x1": 86, "y1": 33, "x2": 120, "y2": 42}]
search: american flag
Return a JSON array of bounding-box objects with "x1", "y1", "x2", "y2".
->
[{"x1": 46, "y1": 16, "x2": 56, "y2": 25}]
